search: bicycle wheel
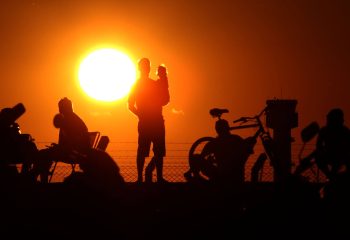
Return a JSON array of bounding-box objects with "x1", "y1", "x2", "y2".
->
[
  {"x1": 186, "y1": 137, "x2": 216, "y2": 180},
  {"x1": 188, "y1": 136, "x2": 215, "y2": 160}
]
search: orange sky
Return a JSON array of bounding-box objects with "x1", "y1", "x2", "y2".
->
[{"x1": 1, "y1": 0, "x2": 349, "y2": 146}]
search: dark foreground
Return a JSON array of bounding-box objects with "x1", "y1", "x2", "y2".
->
[{"x1": 1, "y1": 177, "x2": 350, "y2": 239}]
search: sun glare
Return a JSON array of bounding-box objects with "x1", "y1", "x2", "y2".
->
[{"x1": 78, "y1": 48, "x2": 136, "y2": 102}]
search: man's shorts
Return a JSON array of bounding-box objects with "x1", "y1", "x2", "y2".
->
[{"x1": 137, "y1": 120, "x2": 166, "y2": 158}]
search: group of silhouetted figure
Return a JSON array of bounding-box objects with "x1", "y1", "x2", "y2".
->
[
  {"x1": 0, "y1": 99, "x2": 125, "y2": 192},
  {"x1": 0, "y1": 57, "x2": 171, "y2": 192},
  {"x1": 0, "y1": 58, "x2": 350, "y2": 212},
  {"x1": 1, "y1": 58, "x2": 350, "y2": 240},
  {"x1": 184, "y1": 106, "x2": 350, "y2": 201}
]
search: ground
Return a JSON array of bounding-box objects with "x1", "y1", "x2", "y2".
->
[{"x1": 0, "y1": 176, "x2": 349, "y2": 239}]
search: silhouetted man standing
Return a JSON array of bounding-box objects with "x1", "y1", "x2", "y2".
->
[{"x1": 128, "y1": 58, "x2": 170, "y2": 183}]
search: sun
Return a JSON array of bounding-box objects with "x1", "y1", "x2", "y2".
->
[{"x1": 78, "y1": 48, "x2": 136, "y2": 102}]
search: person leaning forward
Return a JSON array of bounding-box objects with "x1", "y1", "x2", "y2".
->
[{"x1": 30, "y1": 97, "x2": 90, "y2": 183}]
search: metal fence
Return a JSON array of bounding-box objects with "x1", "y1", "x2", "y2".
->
[{"x1": 36, "y1": 141, "x2": 326, "y2": 183}]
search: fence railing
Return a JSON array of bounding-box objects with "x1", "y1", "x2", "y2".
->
[{"x1": 34, "y1": 141, "x2": 325, "y2": 183}]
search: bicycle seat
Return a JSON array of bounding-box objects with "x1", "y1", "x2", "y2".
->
[{"x1": 209, "y1": 108, "x2": 229, "y2": 118}]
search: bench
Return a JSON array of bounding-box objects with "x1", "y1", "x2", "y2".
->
[{"x1": 48, "y1": 131, "x2": 110, "y2": 182}]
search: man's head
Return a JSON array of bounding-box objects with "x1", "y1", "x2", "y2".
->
[
  {"x1": 138, "y1": 58, "x2": 151, "y2": 76},
  {"x1": 326, "y1": 108, "x2": 344, "y2": 127},
  {"x1": 58, "y1": 97, "x2": 73, "y2": 115},
  {"x1": 215, "y1": 119, "x2": 230, "y2": 137}
]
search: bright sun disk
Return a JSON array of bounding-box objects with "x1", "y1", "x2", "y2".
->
[{"x1": 78, "y1": 48, "x2": 136, "y2": 102}]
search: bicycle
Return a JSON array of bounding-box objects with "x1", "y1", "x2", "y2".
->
[
  {"x1": 293, "y1": 121, "x2": 321, "y2": 180},
  {"x1": 184, "y1": 106, "x2": 276, "y2": 183},
  {"x1": 293, "y1": 120, "x2": 350, "y2": 203},
  {"x1": 294, "y1": 120, "x2": 349, "y2": 182}
]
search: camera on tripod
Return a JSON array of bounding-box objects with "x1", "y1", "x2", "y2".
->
[{"x1": 0, "y1": 103, "x2": 26, "y2": 128}]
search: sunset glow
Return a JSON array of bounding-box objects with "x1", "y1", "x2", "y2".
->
[{"x1": 78, "y1": 48, "x2": 136, "y2": 102}]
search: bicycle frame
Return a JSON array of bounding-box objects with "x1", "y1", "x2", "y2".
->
[
  {"x1": 230, "y1": 112, "x2": 275, "y2": 181},
  {"x1": 230, "y1": 124, "x2": 260, "y2": 131},
  {"x1": 186, "y1": 107, "x2": 275, "y2": 182}
]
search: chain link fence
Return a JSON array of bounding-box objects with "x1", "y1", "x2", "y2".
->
[{"x1": 36, "y1": 141, "x2": 326, "y2": 183}]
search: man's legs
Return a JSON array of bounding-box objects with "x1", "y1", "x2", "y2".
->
[
  {"x1": 154, "y1": 155, "x2": 164, "y2": 182},
  {"x1": 137, "y1": 154, "x2": 146, "y2": 183},
  {"x1": 145, "y1": 155, "x2": 165, "y2": 182},
  {"x1": 153, "y1": 122, "x2": 166, "y2": 183},
  {"x1": 137, "y1": 122, "x2": 151, "y2": 183},
  {"x1": 145, "y1": 157, "x2": 156, "y2": 182},
  {"x1": 30, "y1": 147, "x2": 55, "y2": 183}
]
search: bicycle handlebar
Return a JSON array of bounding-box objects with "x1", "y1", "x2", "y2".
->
[
  {"x1": 229, "y1": 124, "x2": 260, "y2": 131},
  {"x1": 232, "y1": 106, "x2": 267, "y2": 123},
  {"x1": 233, "y1": 116, "x2": 255, "y2": 123}
]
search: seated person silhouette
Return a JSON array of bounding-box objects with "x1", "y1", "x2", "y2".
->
[
  {"x1": 30, "y1": 97, "x2": 90, "y2": 183},
  {"x1": 315, "y1": 108, "x2": 350, "y2": 181},
  {"x1": 185, "y1": 119, "x2": 256, "y2": 187}
]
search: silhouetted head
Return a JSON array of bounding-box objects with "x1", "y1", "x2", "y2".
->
[
  {"x1": 326, "y1": 108, "x2": 344, "y2": 127},
  {"x1": 157, "y1": 64, "x2": 167, "y2": 78},
  {"x1": 138, "y1": 58, "x2": 151, "y2": 76},
  {"x1": 53, "y1": 113, "x2": 65, "y2": 128},
  {"x1": 215, "y1": 119, "x2": 230, "y2": 136},
  {"x1": 58, "y1": 97, "x2": 73, "y2": 115}
]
